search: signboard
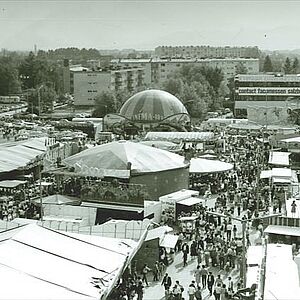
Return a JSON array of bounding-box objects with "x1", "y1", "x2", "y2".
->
[{"x1": 238, "y1": 87, "x2": 300, "y2": 96}]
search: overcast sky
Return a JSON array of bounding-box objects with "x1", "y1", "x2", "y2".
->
[{"x1": 1, "y1": 0, "x2": 300, "y2": 51}]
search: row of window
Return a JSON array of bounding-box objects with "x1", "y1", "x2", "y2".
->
[{"x1": 236, "y1": 82, "x2": 300, "y2": 88}]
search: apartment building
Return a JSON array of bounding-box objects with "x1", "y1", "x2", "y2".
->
[
  {"x1": 73, "y1": 68, "x2": 145, "y2": 106},
  {"x1": 155, "y1": 45, "x2": 260, "y2": 59},
  {"x1": 112, "y1": 58, "x2": 259, "y2": 84}
]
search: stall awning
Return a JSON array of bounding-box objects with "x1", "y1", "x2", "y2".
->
[
  {"x1": 160, "y1": 234, "x2": 178, "y2": 249},
  {"x1": 145, "y1": 131, "x2": 215, "y2": 142},
  {"x1": 281, "y1": 136, "x2": 300, "y2": 143},
  {"x1": 189, "y1": 158, "x2": 233, "y2": 173},
  {"x1": 0, "y1": 180, "x2": 27, "y2": 189},
  {"x1": 269, "y1": 152, "x2": 290, "y2": 166},
  {"x1": 265, "y1": 225, "x2": 300, "y2": 237},
  {"x1": 177, "y1": 197, "x2": 204, "y2": 206},
  {"x1": 81, "y1": 202, "x2": 144, "y2": 213}
]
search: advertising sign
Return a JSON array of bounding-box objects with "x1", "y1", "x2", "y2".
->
[{"x1": 238, "y1": 87, "x2": 300, "y2": 96}]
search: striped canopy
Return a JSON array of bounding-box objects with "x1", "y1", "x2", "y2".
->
[{"x1": 119, "y1": 89, "x2": 188, "y2": 123}]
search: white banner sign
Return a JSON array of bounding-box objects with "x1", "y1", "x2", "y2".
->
[{"x1": 238, "y1": 87, "x2": 300, "y2": 96}]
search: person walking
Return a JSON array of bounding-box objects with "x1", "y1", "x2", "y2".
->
[
  {"x1": 291, "y1": 200, "x2": 297, "y2": 217},
  {"x1": 199, "y1": 265, "x2": 208, "y2": 289},
  {"x1": 182, "y1": 243, "x2": 189, "y2": 267},
  {"x1": 141, "y1": 264, "x2": 151, "y2": 286},
  {"x1": 136, "y1": 280, "x2": 144, "y2": 300},
  {"x1": 195, "y1": 286, "x2": 202, "y2": 300},
  {"x1": 194, "y1": 265, "x2": 201, "y2": 288},
  {"x1": 162, "y1": 273, "x2": 172, "y2": 291},
  {"x1": 188, "y1": 282, "x2": 196, "y2": 300},
  {"x1": 207, "y1": 271, "x2": 215, "y2": 296},
  {"x1": 214, "y1": 283, "x2": 222, "y2": 300},
  {"x1": 152, "y1": 261, "x2": 159, "y2": 281}
]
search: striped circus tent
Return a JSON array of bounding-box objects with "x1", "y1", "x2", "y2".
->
[{"x1": 119, "y1": 89, "x2": 188, "y2": 123}]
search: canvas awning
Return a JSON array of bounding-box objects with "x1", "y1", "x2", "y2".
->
[
  {"x1": 0, "y1": 224, "x2": 141, "y2": 300},
  {"x1": 144, "y1": 131, "x2": 215, "y2": 142},
  {"x1": 281, "y1": 136, "x2": 300, "y2": 143},
  {"x1": 265, "y1": 225, "x2": 300, "y2": 237},
  {"x1": 160, "y1": 234, "x2": 178, "y2": 249},
  {"x1": 269, "y1": 151, "x2": 290, "y2": 166},
  {"x1": 177, "y1": 197, "x2": 204, "y2": 206},
  {"x1": 189, "y1": 158, "x2": 233, "y2": 173},
  {"x1": 81, "y1": 202, "x2": 144, "y2": 213},
  {"x1": 0, "y1": 180, "x2": 27, "y2": 188}
]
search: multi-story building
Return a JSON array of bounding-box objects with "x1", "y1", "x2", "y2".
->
[
  {"x1": 155, "y1": 45, "x2": 260, "y2": 59},
  {"x1": 112, "y1": 58, "x2": 259, "y2": 84},
  {"x1": 73, "y1": 67, "x2": 145, "y2": 106},
  {"x1": 234, "y1": 74, "x2": 300, "y2": 124}
]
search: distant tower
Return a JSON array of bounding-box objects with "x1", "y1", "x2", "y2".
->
[{"x1": 34, "y1": 44, "x2": 37, "y2": 56}]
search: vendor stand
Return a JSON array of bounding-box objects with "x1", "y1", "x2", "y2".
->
[{"x1": 178, "y1": 215, "x2": 199, "y2": 239}]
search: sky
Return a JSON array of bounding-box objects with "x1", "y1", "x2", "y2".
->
[{"x1": 1, "y1": 0, "x2": 300, "y2": 51}]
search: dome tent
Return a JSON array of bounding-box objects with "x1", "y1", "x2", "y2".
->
[
  {"x1": 63, "y1": 141, "x2": 190, "y2": 200},
  {"x1": 63, "y1": 140, "x2": 189, "y2": 178},
  {"x1": 119, "y1": 89, "x2": 189, "y2": 124}
]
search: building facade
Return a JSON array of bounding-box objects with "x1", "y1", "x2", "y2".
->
[
  {"x1": 234, "y1": 74, "x2": 300, "y2": 125},
  {"x1": 155, "y1": 45, "x2": 260, "y2": 59},
  {"x1": 73, "y1": 68, "x2": 145, "y2": 106},
  {"x1": 112, "y1": 58, "x2": 259, "y2": 84}
]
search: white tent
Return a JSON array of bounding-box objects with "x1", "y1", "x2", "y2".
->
[
  {"x1": 281, "y1": 136, "x2": 300, "y2": 143},
  {"x1": 268, "y1": 151, "x2": 290, "y2": 166},
  {"x1": 264, "y1": 244, "x2": 300, "y2": 300},
  {"x1": 0, "y1": 224, "x2": 140, "y2": 300},
  {"x1": 189, "y1": 158, "x2": 233, "y2": 173},
  {"x1": 64, "y1": 140, "x2": 188, "y2": 178}
]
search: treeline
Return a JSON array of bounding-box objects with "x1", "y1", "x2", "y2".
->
[
  {"x1": 262, "y1": 55, "x2": 300, "y2": 74},
  {"x1": 36, "y1": 48, "x2": 101, "y2": 63}
]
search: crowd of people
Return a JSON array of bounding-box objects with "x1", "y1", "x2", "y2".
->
[{"x1": 111, "y1": 131, "x2": 280, "y2": 300}]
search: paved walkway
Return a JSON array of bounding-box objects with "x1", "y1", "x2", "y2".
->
[{"x1": 143, "y1": 196, "x2": 261, "y2": 300}]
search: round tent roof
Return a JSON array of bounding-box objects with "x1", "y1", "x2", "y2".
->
[
  {"x1": 119, "y1": 89, "x2": 188, "y2": 123},
  {"x1": 63, "y1": 140, "x2": 188, "y2": 178}
]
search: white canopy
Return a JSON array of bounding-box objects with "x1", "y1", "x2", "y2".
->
[
  {"x1": 189, "y1": 158, "x2": 233, "y2": 173},
  {"x1": 264, "y1": 244, "x2": 300, "y2": 300},
  {"x1": 64, "y1": 140, "x2": 188, "y2": 178},
  {"x1": 281, "y1": 136, "x2": 300, "y2": 143},
  {"x1": 177, "y1": 197, "x2": 204, "y2": 206},
  {"x1": 265, "y1": 225, "x2": 300, "y2": 237},
  {"x1": 0, "y1": 224, "x2": 140, "y2": 300},
  {"x1": 145, "y1": 131, "x2": 214, "y2": 142},
  {"x1": 268, "y1": 151, "x2": 290, "y2": 166}
]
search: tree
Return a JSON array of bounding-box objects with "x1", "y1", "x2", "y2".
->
[
  {"x1": 283, "y1": 57, "x2": 292, "y2": 74},
  {"x1": 263, "y1": 55, "x2": 273, "y2": 72},
  {"x1": 293, "y1": 58, "x2": 299, "y2": 74},
  {"x1": 0, "y1": 57, "x2": 21, "y2": 95},
  {"x1": 27, "y1": 85, "x2": 56, "y2": 115},
  {"x1": 235, "y1": 62, "x2": 248, "y2": 74},
  {"x1": 93, "y1": 91, "x2": 117, "y2": 117}
]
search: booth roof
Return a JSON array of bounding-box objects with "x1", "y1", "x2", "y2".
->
[
  {"x1": 264, "y1": 244, "x2": 300, "y2": 300},
  {"x1": 268, "y1": 151, "x2": 290, "y2": 166},
  {"x1": 0, "y1": 180, "x2": 27, "y2": 188},
  {"x1": 0, "y1": 224, "x2": 139, "y2": 300},
  {"x1": 64, "y1": 140, "x2": 188, "y2": 176},
  {"x1": 0, "y1": 137, "x2": 47, "y2": 173},
  {"x1": 281, "y1": 136, "x2": 300, "y2": 143},
  {"x1": 145, "y1": 131, "x2": 214, "y2": 142},
  {"x1": 189, "y1": 158, "x2": 233, "y2": 173}
]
